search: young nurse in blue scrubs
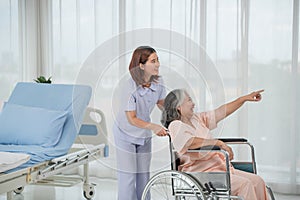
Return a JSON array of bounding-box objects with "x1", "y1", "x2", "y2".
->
[{"x1": 113, "y1": 46, "x2": 168, "y2": 200}]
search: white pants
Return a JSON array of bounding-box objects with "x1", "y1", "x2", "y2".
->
[{"x1": 114, "y1": 129, "x2": 152, "y2": 200}]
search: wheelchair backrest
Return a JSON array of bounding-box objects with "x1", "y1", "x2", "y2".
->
[{"x1": 168, "y1": 134, "x2": 180, "y2": 170}]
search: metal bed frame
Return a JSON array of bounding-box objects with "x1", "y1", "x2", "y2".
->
[{"x1": 1, "y1": 144, "x2": 105, "y2": 200}]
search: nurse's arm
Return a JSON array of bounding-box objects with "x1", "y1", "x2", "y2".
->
[
  {"x1": 156, "y1": 99, "x2": 164, "y2": 110},
  {"x1": 125, "y1": 111, "x2": 167, "y2": 136}
]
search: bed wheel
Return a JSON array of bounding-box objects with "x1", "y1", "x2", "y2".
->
[
  {"x1": 14, "y1": 187, "x2": 24, "y2": 194},
  {"x1": 83, "y1": 184, "x2": 95, "y2": 199}
]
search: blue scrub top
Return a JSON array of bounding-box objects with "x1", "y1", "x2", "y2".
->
[{"x1": 114, "y1": 77, "x2": 166, "y2": 145}]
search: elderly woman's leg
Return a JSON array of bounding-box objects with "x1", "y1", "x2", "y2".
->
[{"x1": 231, "y1": 169, "x2": 268, "y2": 200}]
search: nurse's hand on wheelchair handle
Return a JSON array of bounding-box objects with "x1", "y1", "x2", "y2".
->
[{"x1": 153, "y1": 124, "x2": 168, "y2": 137}]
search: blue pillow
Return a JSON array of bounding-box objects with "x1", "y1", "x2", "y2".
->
[{"x1": 0, "y1": 103, "x2": 68, "y2": 147}]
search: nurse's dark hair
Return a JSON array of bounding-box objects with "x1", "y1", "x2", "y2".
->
[
  {"x1": 129, "y1": 46, "x2": 159, "y2": 85},
  {"x1": 161, "y1": 89, "x2": 186, "y2": 128}
]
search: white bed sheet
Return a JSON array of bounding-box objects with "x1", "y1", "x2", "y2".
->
[{"x1": 0, "y1": 151, "x2": 30, "y2": 173}]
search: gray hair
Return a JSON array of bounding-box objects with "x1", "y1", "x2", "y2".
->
[{"x1": 161, "y1": 89, "x2": 186, "y2": 128}]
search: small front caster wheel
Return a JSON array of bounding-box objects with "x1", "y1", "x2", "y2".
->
[
  {"x1": 14, "y1": 187, "x2": 24, "y2": 194},
  {"x1": 83, "y1": 184, "x2": 95, "y2": 199}
]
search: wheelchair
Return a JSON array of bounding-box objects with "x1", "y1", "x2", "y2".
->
[{"x1": 142, "y1": 135, "x2": 275, "y2": 200}]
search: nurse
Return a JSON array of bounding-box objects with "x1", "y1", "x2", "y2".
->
[{"x1": 113, "y1": 46, "x2": 168, "y2": 200}]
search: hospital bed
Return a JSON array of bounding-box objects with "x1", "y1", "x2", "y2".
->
[
  {"x1": 142, "y1": 135, "x2": 275, "y2": 200},
  {"x1": 0, "y1": 82, "x2": 108, "y2": 200}
]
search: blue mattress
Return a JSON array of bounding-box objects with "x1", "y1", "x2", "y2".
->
[{"x1": 0, "y1": 82, "x2": 92, "y2": 171}]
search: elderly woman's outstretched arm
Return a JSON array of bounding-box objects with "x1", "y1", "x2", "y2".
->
[{"x1": 214, "y1": 90, "x2": 264, "y2": 123}]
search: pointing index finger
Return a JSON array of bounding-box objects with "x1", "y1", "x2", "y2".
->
[{"x1": 256, "y1": 89, "x2": 264, "y2": 93}]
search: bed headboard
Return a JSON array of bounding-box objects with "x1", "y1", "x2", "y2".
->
[{"x1": 7, "y1": 82, "x2": 92, "y2": 155}]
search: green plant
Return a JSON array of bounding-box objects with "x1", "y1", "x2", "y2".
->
[{"x1": 34, "y1": 76, "x2": 52, "y2": 84}]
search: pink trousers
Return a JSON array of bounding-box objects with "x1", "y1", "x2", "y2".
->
[{"x1": 231, "y1": 169, "x2": 268, "y2": 200}]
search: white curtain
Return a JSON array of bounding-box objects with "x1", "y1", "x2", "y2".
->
[
  {"x1": 0, "y1": 0, "x2": 19, "y2": 101},
  {"x1": 0, "y1": 0, "x2": 299, "y2": 194},
  {"x1": 247, "y1": 0, "x2": 299, "y2": 193},
  {"x1": 0, "y1": 0, "x2": 52, "y2": 100},
  {"x1": 50, "y1": 0, "x2": 300, "y2": 193}
]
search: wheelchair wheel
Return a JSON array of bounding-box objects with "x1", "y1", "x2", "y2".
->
[{"x1": 142, "y1": 170, "x2": 207, "y2": 200}]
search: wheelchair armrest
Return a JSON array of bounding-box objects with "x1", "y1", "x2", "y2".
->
[
  {"x1": 189, "y1": 145, "x2": 221, "y2": 151},
  {"x1": 218, "y1": 138, "x2": 257, "y2": 174},
  {"x1": 187, "y1": 147, "x2": 231, "y2": 173},
  {"x1": 217, "y1": 138, "x2": 248, "y2": 143}
]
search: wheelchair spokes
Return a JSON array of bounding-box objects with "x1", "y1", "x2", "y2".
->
[{"x1": 142, "y1": 170, "x2": 207, "y2": 200}]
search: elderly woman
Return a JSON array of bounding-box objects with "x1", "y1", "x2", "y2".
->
[{"x1": 161, "y1": 89, "x2": 268, "y2": 200}]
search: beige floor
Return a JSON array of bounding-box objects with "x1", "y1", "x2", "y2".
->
[{"x1": 0, "y1": 177, "x2": 299, "y2": 200}]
